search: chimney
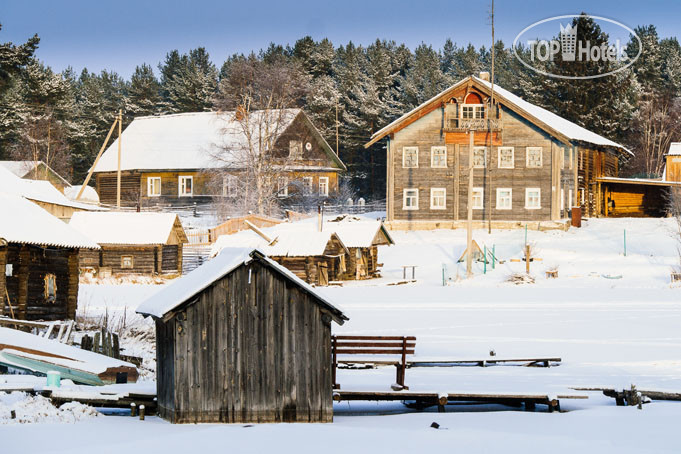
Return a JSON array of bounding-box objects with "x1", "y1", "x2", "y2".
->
[{"x1": 479, "y1": 71, "x2": 490, "y2": 82}]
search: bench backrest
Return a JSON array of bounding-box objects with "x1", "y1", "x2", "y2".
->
[{"x1": 332, "y1": 336, "x2": 416, "y2": 356}]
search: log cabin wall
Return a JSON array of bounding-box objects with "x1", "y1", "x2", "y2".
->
[
  {"x1": 96, "y1": 172, "x2": 142, "y2": 207},
  {"x1": 578, "y1": 148, "x2": 621, "y2": 217},
  {"x1": 100, "y1": 245, "x2": 157, "y2": 275},
  {"x1": 1, "y1": 244, "x2": 78, "y2": 321},
  {"x1": 667, "y1": 155, "x2": 681, "y2": 182},
  {"x1": 155, "y1": 260, "x2": 334, "y2": 423},
  {"x1": 602, "y1": 183, "x2": 668, "y2": 217}
]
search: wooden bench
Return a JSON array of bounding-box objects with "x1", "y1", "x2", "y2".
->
[{"x1": 331, "y1": 335, "x2": 416, "y2": 390}]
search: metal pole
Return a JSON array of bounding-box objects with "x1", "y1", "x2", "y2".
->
[{"x1": 492, "y1": 244, "x2": 496, "y2": 270}]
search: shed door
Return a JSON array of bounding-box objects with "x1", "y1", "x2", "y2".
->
[
  {"x1": 161, "y1": 245, "x2": 178, "y2": 273},
  {"x1": 318, "y1": 264, "x2": 329, "y2": 286}
]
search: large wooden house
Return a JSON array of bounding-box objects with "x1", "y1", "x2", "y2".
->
[
  {"x1": 69, "y1": 212, "x2": 188, "y2": 276},
  {"x1": 136, "y1": 248, "x2": 348, "y2": 423},
  {"x1": 0, "y1": 194, "x2": 100, "y2": 320},
  {"x1": 365, "y1": 74, "x2": 631, "y2": 228},
  {"x1": 90, "y1": 109, "x2": 346, "y2": 207}
]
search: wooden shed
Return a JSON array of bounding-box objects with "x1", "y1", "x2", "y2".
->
[
  {"x1": 69, "y1": 212, "x2": 188, "y2": 276},
  {"x1": 0, "y1": 194, "x2": 100, "y2": 320},
  {"x1": 326, "y1": 217, "x2": 394, "y2": 280},
  {"x1": 136, "y1": 248, "x2": 348, "y2": 424}
]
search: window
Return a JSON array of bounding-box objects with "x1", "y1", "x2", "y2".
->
[
  {"x1": 147, "y1": 177, "x2": 161, "y2": 197},
  {"x1": 403, "y1": 188, "x2": 419, "y2": 210},
  {"x1": 318, "y1": 177, "x2": 329, "y2": 196},
  {"x1": 526, "y1": 147, "x2": 543, "y2": 168},
  {"x1": 302, "y1": 176, "x2": 313, "y2": 194},
  {"x1": 431, "y1": 146, "x2": 447, "y2": 168},
  {"x1": 561, "y1": 148, "x2": 572, "y2": 170},
  {"x1": 581, "y1": 189, "x2": 585, "y2": 205},
  {"x1": 44, "y1": 274, "x2": 56, "y2": 303},
  {"x1": 496, "y1": 188, "x2": 512, "y2": 210},
  {"x1": 278, "y1": 176, "x2": 289, "y2": 197},
  {"x1": 222, "y1": 175, "x2": 237, "y2": 197},
  {"x1": 568, "y1": 189, "x2": 573, "y2": 209},
  {"x1": 472, "y1": 187, "x2": 484, "y2": 210},
  {"x1": 402, "y1": 147, "x2": 418, "y2": 168},
  {"x1": 473, "y1": 147, "x2": 487, "y2": 168},
  {"x1": 462, "y1": 105, "x2": 485, "y2": 119},
  {"x1": 430, "y1": 188, "x2": 446, "y2": 210},
  {"x1": 178, "y1": 176, "x2": 193, "y2": 197},
  {"x1": 289, "y1": 140, "x2": 303, "y2": 159},
  {"x1": 525, "y1": 188, "x2": 541, "y2": 209},
  {"x1": 498, "y1": 147, "x2": 515, "y2": 169},
  {"x1": 121, "y1": 256, "x2": 134, "y2": 269},
  {"x1": 561, "y1": 188, "x2": 565, "y2": 211}
]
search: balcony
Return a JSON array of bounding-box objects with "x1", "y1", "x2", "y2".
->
[{"x1": 445, "y1": 117, "x2": 501, "y2": 132}]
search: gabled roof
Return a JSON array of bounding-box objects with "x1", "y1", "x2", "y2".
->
[
  {"x1": 92, "y1": 109, "x2": 346, "y2": 173},
  {"x1": 0, "y1": 166, "x2": 104, "y2": 211},
  {"x1": 0, "y1": 193, "x2": 100, "y2": 249},
  {"x1": 136, "y1": 248, "x2": 347, "y2": 324},
  {"x1": 210, "y1": 224, "x2": 348, "y2": 258},
  {"x1": 326, "y1": 217, "x2": 394, "y2": 248},
  {"x1": 366, "y1": 75, "x2": 630, "y2": 155},
  {"x1": 69, "y1": 212, "x2": 187, "y2": 245},
  {"x1": 0, "y1": 160, "x2": 71, "y2": 187}
]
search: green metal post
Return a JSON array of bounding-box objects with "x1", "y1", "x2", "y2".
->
[{"x1": 492, "y1": 245, "x2": 496, "y2": 270}]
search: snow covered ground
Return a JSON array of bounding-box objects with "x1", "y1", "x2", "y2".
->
[{"x1": 2, "y1": 217, "x2": 680, "y2": 453}]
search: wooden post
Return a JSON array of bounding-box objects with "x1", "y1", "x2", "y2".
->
[
  {"x1": 525, "y1": 244, "x2": 531, "y2": 275},
  {"x1": 116, "y1": 110, "x2": 122, "y2": 209},
  {"x1": 66, "y1": 249, "x2": 79, "y2": 320},
  {"x1": 75, "y1": 117, "x2": 118, "y2": 201},
  {"x1": 466, "y1": 130, "x2": 475, "y2": 277},
  {"x1": 488, "y1": 0, "x2": 494, "y2": 235},
  {"x1": 0, "y1": 245, "x2": 6, "y2": 318},
  {"x1": 331, "y1": 336, "x2": 339, "y2": 389},
  {"x1": 139, "y1": 404, "x2": 145, "y2": 420},
  {"x1": 17, "y1": 246, "x2": 29, "y2": 320}
]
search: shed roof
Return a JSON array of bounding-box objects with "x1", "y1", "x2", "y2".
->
[
  {"x1": 91, "y1": 109, "x2": 345, "y2": 173},
  {"x1": 326, "y1": 217, "x2": 394, "y2": 248},
  {"x1": 69, "y1": 212, "x2": 187, "y2": 245},
  {"x1": 0, "y1": 193, "x2": 100, "y2": 249},
  {"x1": 366, "y1": 75, "x2": 630, "y2": 155},
  {"x1": 136, "y1": 248, "x2": 347, "y2": 323}
]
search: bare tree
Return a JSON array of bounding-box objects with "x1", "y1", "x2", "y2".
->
[{"x1": 209, "y1": 59, "x2": 310, "y2": 216}]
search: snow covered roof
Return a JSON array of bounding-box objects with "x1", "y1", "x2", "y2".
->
[
  {"x1": 0, "y1": 193, "x2": 100, "y2": 249},
  {"x1": 668, "y1": 143, "x2": 681, "y2": 156},
  {"x1": 0, "y1": 160, "x2": 71, "y2": 186},
  {"x1": 64, "y1": 185, "x2": 100, "y2": 204},
  {"x1": 210, "y1": 223, "x2": 348, "y2": 258},
  {"x1": 367, "y1": 75, "x2": 630, "y2": 155},
  {"x1": 69, "y1": 212, "x2": 187, "y2": 245},
  {"x1": 325, "y1": 218, "x2": 394, "y2": 248},
  {"x1": 91, "y1": 109, "x2": 345, "y2": 173},
  {"x1": 136, "y1": 248, "x2": 347, "y2": 323},
  {"x1": 0, "y1": 166, "x2": 104, "y2": 211}
]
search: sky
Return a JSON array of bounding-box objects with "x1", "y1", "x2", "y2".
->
[{"x1": 2, "y1": 0, "x2": 681, "y2": 79}]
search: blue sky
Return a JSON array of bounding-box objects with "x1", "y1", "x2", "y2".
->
[{"x1": 2, "y1": 0, "x2": 680, "y2": 78}]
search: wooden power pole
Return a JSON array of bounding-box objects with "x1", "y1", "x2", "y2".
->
[
  {"x1": 116, "y1": 109, "x2": 122, "y2": 209},
  {"x1": 488, "y1": 0, "x2": 495, "y2": 234},
  {"x1": 335, "y1": 99, "x2": 340, "y2": 156},
  {"x1": 466, "y1": 129, "x2": 475, "y2": 278},
  {"x1": 75, "y1": 116, "x2": 119, "y2": 201}
]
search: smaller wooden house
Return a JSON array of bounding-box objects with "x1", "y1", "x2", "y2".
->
[
  {"x1": 326, "y1": 217, "x2": 394, "y2": 279},
  {"x1": 0, "y1": 160, "x2": 71, "y2": 192},
  {"x1": 211, "y1": 224, "x2": 349, "y2": 285},
  {"x1": 136, "y1": 248, "x2": 348, "y2": 424},
  {"x1": 69, "y1": 212, "x2": 188, "y2": 276},
  {"x1": 0, "y1": 194, "x2": 100, "y2": 320}
]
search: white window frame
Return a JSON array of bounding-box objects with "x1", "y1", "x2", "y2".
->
[
  {"x1": 561, "y1": 188, "x2": 565, "y2": 211},
  {"x1": 430, "y1": 188, "x2": 446, "y2": 210},
  {"x1": 461, "y1": 104, "x2": 485, "y2": 119},
  {"x1": 222, "y1": 174, "x2": 237, "y2": 197},
  {"x1": 526, "y1": 147, "x2": 543, "y2": 168},
  {"x1": 318, "y1": 176, "x2": 329, "y2": 196},
  {"x1": 178, "y1": 176, "x2": 193, "y2": 197},
  {"x1": 568, "y1": 189, "x2": 573, "y2": 210},
  {"x1": 581, "y1": 189, "x2": 585, "y2": 205},
  {"x1": 147, "y1": 177, "x2": 161, "y2": 197},
  {"x1": 403, "y1": 188, "x2": 419, "y2": 210},
  {"x1": 278, "y1": 176, "x2": 289, "y2": 197},
  {"x1": 402, "y1": 146, "x2": 419, "y2": 168},
  {"x1": 302, "y1": 176, "x2": 313, "y2": 194},
  {"x1": 472, "y1": 187, "x2": 484, "y2": 210},
  {"x1": 496, "y1": 188, "x2": 512, "y2": 210},
  {"x1": 472, "y1": 147, "x2": 487, "y2": 168},
  {"x1": 525, "y1": 188, "x2": 541, "y2": 209},
  {"x1": 498, "y1": 147, "x2": 515, "y2": 169},
  {"x1": 430, "y1": 146, "x2": 447, "y2": 168}
]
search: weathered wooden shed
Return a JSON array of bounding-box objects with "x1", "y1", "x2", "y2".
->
[
  {"x1": 0, "y1": 194, "x2": 100, "y2": 320},
  {"x1": 136, "y1": 248, "x2": 348, "y2": 424},
  {"x1": 326, "y1": 217, "x2": 394, "y2": 280},
  {"x1": 69, "y1": 212, "x2": 188, "y2": 275}
]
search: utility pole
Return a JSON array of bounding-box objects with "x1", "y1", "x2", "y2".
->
[
  {"x1": 488, "y1": 0, "x2": 495, "y2": 234},
  {"x1": 335, "y1": 98, "x2": 340, "y2": 156},
  {"x1": 466, "y1": 128, "x2": 475, "y2": 278},
  {"x1": 76, "y1": 116, "x2": 118, "y2": 201},
  {"x1": 116, "y1": 109, "x2": 122, "y2": 209}
]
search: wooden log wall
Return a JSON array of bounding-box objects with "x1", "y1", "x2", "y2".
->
[
  {"x1": 96, "y1": 172, "x2": 141, "y2": 206},
  {"x1": 155, "y1": 260, "x2": 334, "y2": 423},
  {"x1": 101, "y1": 246, "x2": 157, "y2": 275},
  {"x1": 162, "y1": 245, "x2": 179, "y2": 273}
]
